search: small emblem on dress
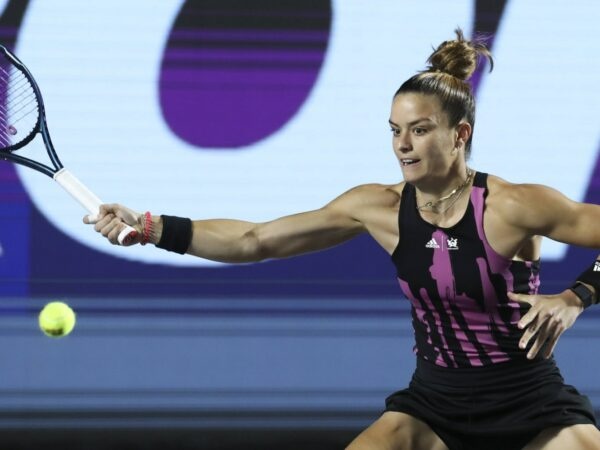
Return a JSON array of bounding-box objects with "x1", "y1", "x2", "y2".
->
[
  {"x1": 447, "y1": 237, "x2": 459, "y2": 250},
  {"x1": 425, "y1": 238, "x2": 440, "y2": 249}
]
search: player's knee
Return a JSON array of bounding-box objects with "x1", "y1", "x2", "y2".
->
[
  {"x1": 346, "y1": 412, "x2": 444, "y2": 450},
  {"x1": 524, "y1": 424, "x2": 600, "y2": 450}
]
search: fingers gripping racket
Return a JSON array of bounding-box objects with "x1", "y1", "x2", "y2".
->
[{"x1": 0, "y1": 45, "x2": 136, "y2": 244}]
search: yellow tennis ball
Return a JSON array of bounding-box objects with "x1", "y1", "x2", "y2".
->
[{"x1": 38, "y1": 302, "x2": 76, "y2": 338}]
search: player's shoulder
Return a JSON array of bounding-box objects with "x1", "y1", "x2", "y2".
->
[
  {"x1": 487, "y1": 173, "x2": 559, "y2": 201},
  {"x1": 343, "y1": 182, "x2": 404, "y2": 204},
  {"x1": 485, "y1": 173, "x2": 568, "y2": 218},
  {"x1": 328, "y1": 182, "x2": 404, "y2": 210}
]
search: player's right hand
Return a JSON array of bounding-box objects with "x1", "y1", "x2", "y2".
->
[{"x1": 83, "y1": 204, "x2": 143, "y2": 246}]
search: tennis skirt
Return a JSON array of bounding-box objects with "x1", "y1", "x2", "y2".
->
[{"x1": 385, "y1": 356, "x2": 596, "y2": 450}]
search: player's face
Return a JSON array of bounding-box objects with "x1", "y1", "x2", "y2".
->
[{"x1": 389, "y1": 93, "x2": 458, "y2": 185}]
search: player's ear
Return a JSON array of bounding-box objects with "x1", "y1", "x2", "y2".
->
[{"x1": 455, "y1": 122, "x2": 472, "y2": 149}]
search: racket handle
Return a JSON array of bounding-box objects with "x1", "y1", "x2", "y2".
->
[{"x1": 53, "y1": 168, "x2": 138, "y2": 245}]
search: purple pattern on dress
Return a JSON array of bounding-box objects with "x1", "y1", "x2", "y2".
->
[
  {"x1": 428, "y1": 229, "x2": 484, "y2": 366},
  {"x1": 429, "y1": 228, "x2": 503, "y2": 366},
  {"x1": 475, "y1": 257, "x2": 508, "y2": 335},
  {"x1": 471, "y1": 187, "x2": 510, "y2": 275},
  {"x1": 526, "y1": 260, "x2": 541, "y2": 293},
  {"x1": 419, "y1": 285, "x2": 456, "y2": 367},
  {"x1": 471, "y1": 186, "x2": 524, "y2": 324},
  {"x1": 398, "y1": 279, "x2": 433, "y2": 356}
]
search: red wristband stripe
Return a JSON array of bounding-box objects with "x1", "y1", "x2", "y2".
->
[{"x1": 141, "y1": 211, "x2": 152, "y2": 245}]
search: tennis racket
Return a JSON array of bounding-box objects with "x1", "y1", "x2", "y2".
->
[{"x1": 0, "y1": 45, "x2": 136, "y2": 244}]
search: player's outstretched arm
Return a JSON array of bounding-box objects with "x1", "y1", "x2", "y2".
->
[
  {"x1": 84, "y1": 185, "x2": 376, "y2": 263},
  {"x1": 500, "y1": 182, "x2": 600, "y2": 249}
]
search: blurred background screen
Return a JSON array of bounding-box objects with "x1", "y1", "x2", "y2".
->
[{"x1": 0, "y1": 0, "x2": 599, "y2": 448}]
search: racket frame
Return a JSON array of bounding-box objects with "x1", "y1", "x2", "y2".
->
[
  {"x1": 0, "y1": 45, "x2": 62, "y2": 176},
  {"x1": 0, "y1": 45, "x2": 137, "y2": 244}
]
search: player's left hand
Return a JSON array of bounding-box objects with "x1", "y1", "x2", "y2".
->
[{"x1": 508, "y1": 290, "x2": 584, "y2": 359}]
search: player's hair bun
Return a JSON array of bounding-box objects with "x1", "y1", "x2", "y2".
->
[
  {"x1": 425, "y1": 28, "x2": 493, "y2": 80},
  {"x1": 393, "y1": 29, "x2": 494, "y2": 159}
]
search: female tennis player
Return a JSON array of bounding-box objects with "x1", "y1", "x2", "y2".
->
[{"x1": 86, "y1": 30, "x2": 600, "y2": 450}]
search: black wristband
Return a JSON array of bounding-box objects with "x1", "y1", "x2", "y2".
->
[
  {"x1": 571, "y1": 261, "x2": 600, "y2": 308},
  {"x1": 572, "y1": 260, "x2": 600, "y2": 307},
  {"x1": 569, "y1": 282, "x2": 595, "y2": 309},
  {"x1": 156, "y1": 215, "x2": 192, "y2": 254}
]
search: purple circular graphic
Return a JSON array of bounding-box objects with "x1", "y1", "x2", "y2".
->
[{"x1": 159, "y1": 0, "x2": 332, "y2": 148}]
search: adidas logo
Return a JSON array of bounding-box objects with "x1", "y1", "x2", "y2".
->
[
  {"x1": 425, "y1": 238, "x2": 440, "y2": 249},
  {"x1": 594, "y1": 261, "x2": 600, "y2": 272}
]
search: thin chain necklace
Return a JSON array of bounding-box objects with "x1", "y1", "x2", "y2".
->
[{"x1": 417, "y1": 169, "x2": 474, "y2": 213}]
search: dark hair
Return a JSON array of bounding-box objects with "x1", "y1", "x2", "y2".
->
[{"x1": 394, "y1": 29, "x2": 493, "y2": 158}]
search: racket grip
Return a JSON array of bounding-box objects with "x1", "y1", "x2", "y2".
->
[{"x1": 53, "y1": 168, "x2": 138, "y2": 245}]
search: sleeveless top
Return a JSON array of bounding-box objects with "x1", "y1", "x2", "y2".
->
[{"x1": 391, "y1": 172, "x2": 540, "y2": 368}]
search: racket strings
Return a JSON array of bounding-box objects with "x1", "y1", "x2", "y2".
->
[
  {"x1": 2, "y1": 74, "x2": 29, "y2": 100},
  {"x1": 3, "y1": 77, "x2": 35, "y2": 111},
  {"x1": 0, "y1": 64, "x2": 39, "y2": 149},
  {"x1": 0, "y1": 67, "x2": 39, "y2": 118}
]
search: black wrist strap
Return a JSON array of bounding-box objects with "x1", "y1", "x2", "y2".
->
[
  {"x1": 570, "y1": 260, "x2": 600, "y2": 308},
  {"x1": 156, "y1": 215, "x2": 192, "y2": 254},
  {"x1": 569, "y1": 282, "x2": 595, "y2": 309}
]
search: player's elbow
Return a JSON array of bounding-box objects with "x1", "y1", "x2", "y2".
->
[{"x1": 240, "y1": 228, "x2": 269, "y2": 262}]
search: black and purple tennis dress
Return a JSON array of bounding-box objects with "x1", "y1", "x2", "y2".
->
[
  {"x1": 385, "y1": 172, "x2": 596, "y2": 450},
  {"x1": 393, "y1": 170, "x2": 537, "y2": 367}
]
